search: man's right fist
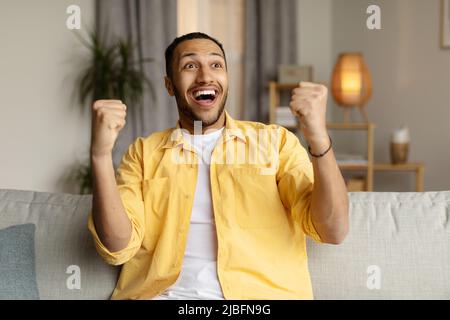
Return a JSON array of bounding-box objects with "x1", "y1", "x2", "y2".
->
[{"x1": 90, "y1": 100, "x2": 127, "y2": 158}]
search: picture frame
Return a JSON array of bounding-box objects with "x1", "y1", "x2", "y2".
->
[
  {"x1": 277, "y1": 65, "x2": 313, "y2": 84},
  {"x1": 441, "y1": 0, "x2": 450, "y2": 48}
]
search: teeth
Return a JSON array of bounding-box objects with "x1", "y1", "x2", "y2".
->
[{"x1": 194, "y1": 90, "x2": 216, "y2": 98}]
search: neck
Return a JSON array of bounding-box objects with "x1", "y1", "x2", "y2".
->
[{"x1": 179, "y1": 112, "x2": 226, "y2": 134}]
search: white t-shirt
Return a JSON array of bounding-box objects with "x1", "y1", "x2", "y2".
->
[{"x1": 152, "y1": 127, "x2": 225, "y2": 300}]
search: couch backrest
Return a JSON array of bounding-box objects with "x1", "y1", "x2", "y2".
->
[
  {"x1": 0, "y1": 189, "x2": 118, "y2": 299},
  {"x1": 307, "y1": 191, "x2": 450, "y2": 299},
  {"x1": 1, "y1": 189, "x2": 449, "y2": 299}
]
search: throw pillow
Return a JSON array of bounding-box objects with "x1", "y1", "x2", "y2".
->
[{"x1": 0, "y1": 223, "x2": 40, "y2": 299}]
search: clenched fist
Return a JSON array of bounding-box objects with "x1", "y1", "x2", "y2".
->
[
  {"x1": 90, "y1": 99, "x2": 127, "y2": 158},
  {"x1": 289, "y1": 82, "x2": 330, "y2": 152}
]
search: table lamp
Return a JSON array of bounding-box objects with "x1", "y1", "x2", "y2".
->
[{"x1": 331, "y1": 53, "x2": 372, "y2": 123}]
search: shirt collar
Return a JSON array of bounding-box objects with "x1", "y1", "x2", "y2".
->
[{"x1": 162, "y1": 110, "x2": 246, "y2": 150}]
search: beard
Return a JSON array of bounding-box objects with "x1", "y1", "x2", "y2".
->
[{"x1": 173, "y1": 86, "x2": 227, "y2": 127}]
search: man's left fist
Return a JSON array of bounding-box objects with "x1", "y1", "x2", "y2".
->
[{"x1": 289, "y1": 82, "x2": 329, "y2": 149}]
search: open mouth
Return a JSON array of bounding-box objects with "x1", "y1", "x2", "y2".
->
[{"x1": 190, "y1": 89, "x2": 219, "y2": 107}]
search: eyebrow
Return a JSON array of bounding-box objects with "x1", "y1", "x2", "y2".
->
[{"x1": 179, "y1": 52, "x2": 225, "y2": 60}]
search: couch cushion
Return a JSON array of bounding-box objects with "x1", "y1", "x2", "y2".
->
[
  {"x1": 2, "y1": 189, "x2": 449, "y2": 299},
  {"x1": 0, "y1": 223, "x2": 40, "y2": 299},
  {"x1": 307, "y1": 191, "x2": 450, "y2": 299},
  {"x1": 0, "y1": 189, "x2": 119, "y2": 299}
]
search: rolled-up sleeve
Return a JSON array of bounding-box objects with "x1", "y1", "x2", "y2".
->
[
  {"x1": 87, "y1": 138, "x2": 146, "y2": 265},
  {"x1": 276, "y1": 128, "x2": 323, "y2": 244}
]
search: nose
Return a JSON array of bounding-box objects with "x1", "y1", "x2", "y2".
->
[{"x1": 196, "y1": 65, "x2": 213, "y2": 84}]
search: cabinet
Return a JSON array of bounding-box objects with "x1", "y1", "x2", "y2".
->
[{"x1": 268, "y1": 81, "x2": 375, "y2": 191}]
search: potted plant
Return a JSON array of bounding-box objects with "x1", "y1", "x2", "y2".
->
[{"x1": 70, "y1": 29, "x2": 153, "y2": 194}]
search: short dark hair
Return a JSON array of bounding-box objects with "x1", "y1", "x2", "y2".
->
[{"x1": 164, "y1": 32, "x2": 227, "y2": 80}]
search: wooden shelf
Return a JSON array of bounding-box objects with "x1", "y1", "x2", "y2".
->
[
  {"x1": 271, "y1": 83, "x2": 298, "y2": 90},
  {"x1": 327, "y1": 123, "x2": 376, "y2": 130},
  {"x1": 373, "y1": 163, "x2": 424, "y2": 171},
  {"x1": 269, "y1": 80, "x2": 375, "y2": 191},
  {"x1": 338, "y1": 164, "x2": 370, "y2": 170},
  {"x1": 373, "y1": 163, "x2": 425, "y2": 192},
  {"x1": 268, "y1": 80, "x2": 425, "y2": 192}
]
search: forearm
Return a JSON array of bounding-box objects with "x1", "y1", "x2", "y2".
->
[
  {"x1": 309, "y1": 138, "x2": 349, "y2": 244},
  {"x1": 91, "y1": 155, "x2": 132, "y2": 252}
]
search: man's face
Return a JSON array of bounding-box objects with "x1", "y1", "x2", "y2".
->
[{"x1": 166, "y1": 39, "x2": 228, "y2": 127}]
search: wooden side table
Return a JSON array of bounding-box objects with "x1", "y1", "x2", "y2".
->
[{"x1": 373, "y1": 163, "x2": 425, "y2": 192}]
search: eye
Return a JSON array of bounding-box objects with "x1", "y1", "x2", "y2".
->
[
  {"x1": 212, "y1": 62, "x2": 223, "y2": 68},
  {"x1": 184, "y1": 63, "x2": 196, "y2": 69}
]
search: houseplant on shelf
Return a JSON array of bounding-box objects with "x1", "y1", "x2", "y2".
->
[{"x1": 70, "y1": 29, "x2": 153, "y2": 194}]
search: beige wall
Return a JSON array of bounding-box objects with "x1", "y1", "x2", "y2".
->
[
  {"x1": 331, "y1": 0, "x2": 450, "y2": 191},
  {"x1": 298, "y1": 0, "x2": 450, "y2": 191},
  {"x1": 297, "y1": 0, "x2": 333, "y2": 87},
  {"x1": 297, "y1": 0, "x2": 336, "y2": 127},
  {"x1": 0, "y1": 0, "x2": 95, "y2": 193},
  {"x1": 1, "y1": 0, "x2": 448, "y2": 193}
]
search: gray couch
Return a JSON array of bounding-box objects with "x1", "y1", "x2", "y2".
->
[{"x1": 0, "y1": 188, "x2": 449, "y2": 299}]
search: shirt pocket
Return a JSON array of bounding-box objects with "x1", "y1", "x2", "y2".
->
[
  {"x1": 230, "y1": 167, "x2": 287, "y2": 229},
  {"x1": 142, "y1": 177, "x2": 170, "y2": 219}
]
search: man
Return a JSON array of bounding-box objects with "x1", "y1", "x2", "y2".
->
[{"x1": 88, "y1": 32, "x2": 349, "y2": 300}]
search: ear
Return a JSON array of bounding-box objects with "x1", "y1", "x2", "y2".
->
[{"x1": 164, "y1": 76, "x2": 175, "y2": 96}]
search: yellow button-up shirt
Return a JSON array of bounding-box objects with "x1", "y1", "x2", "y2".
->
[{"x1": 88, "y1": 111, "x2": 322, "y2": 300}]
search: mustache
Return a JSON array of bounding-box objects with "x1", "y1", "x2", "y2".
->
[{"x1": 173, "y1": 87, "x2": 228, "y2": 126}]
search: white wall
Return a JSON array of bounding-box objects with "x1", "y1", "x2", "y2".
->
[
  {"x1": 0, "y1": 0, "x2": 95, "y2": 193},
  {"x1": 331, "y1": 0, "x2": 450, "y2": 191},
  {"x1": 297, "y1": 0, "x2": 333, "y2": 87},
  {"x1": 296, "y1": 1, "x2": 338, "y2": 145},
  {"x1": 2, "y1": 0, "x2": 447, "y2": 193}
]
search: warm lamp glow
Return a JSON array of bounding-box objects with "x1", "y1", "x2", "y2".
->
[
  {"x1": 331, "y1": 53, "x2": 372, "y2": 122},
  {"x1": 341, "y1": 72, "x2": 361, "y2": 93}
]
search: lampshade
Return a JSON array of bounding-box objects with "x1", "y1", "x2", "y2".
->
[{"x1": 331, "y1": 53, "x2": 372, "y2": 108}]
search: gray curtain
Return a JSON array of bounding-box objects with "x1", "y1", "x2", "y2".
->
[
  {"x1": 243, "y1": 0, "x2": 298, "y2": 122},
  {"x1": 96, "y1": 0, "x2": 178, "y2": 168}
]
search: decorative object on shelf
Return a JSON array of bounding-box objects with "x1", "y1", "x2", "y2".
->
[
  {"x1": 331, "y1": 53, "x2": 372, "y2": 123},
  {"x1": 268, "y1": 68, "x2": 313, "y2": 129},
  {"x1": 441, "y1": 0, "x2": 450, "y2": 48},
  {"x1": 335, "y1": 152, "x2": 367, "y2": 166},
  {"x1": 390, "y1": 126, "x2": 410, "y2": 164},
  {"x1": 277, "y1": 65, "x2": 313, "y2": 84}
]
